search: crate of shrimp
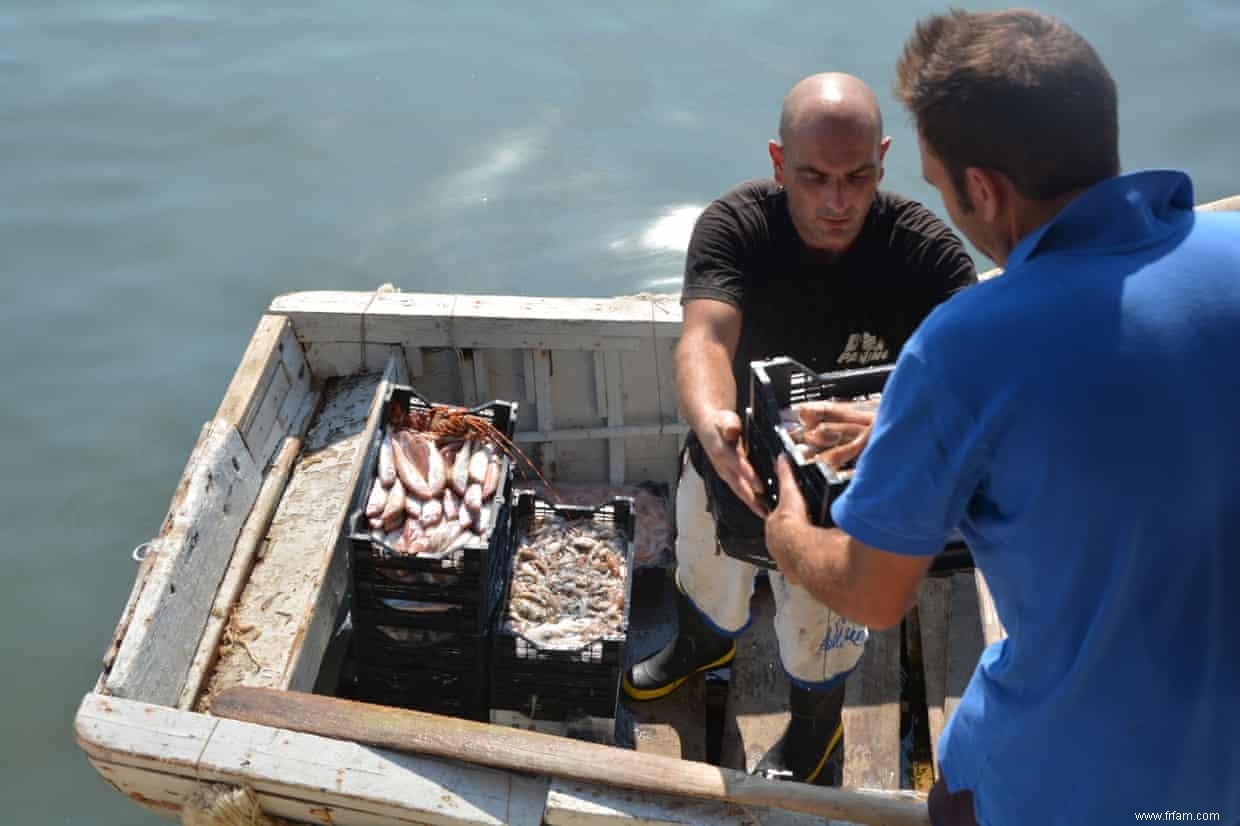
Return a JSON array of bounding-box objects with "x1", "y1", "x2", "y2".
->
[
  {"x1": 490, "y1": 491, "x2": 635, "y2": 722},
  {"x1": 745, "y1": 356, "x2": 891, "y2": 528},
  {"x1": 347, "y1": 384, "x2": 517, "y2": 631}
]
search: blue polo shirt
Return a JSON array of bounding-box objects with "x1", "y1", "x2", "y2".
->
[{"x1": 832, "y1": 171, "x2": 1240, "y2": 824}]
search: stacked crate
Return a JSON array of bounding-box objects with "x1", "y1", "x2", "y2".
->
[
  {"x1": 347, "y1": 385, "x2": 515, "y2": 721},
  {"x1": 745, "y1": 356, "x2": 891, "y2": 533},
  {"x1": 490, "y1": 492, "x2": 636, "y2": 730}
]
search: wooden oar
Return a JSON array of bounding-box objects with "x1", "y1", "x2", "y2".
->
[{"x1": 214, "y1": 687, "x2": 930, "y2": 826}]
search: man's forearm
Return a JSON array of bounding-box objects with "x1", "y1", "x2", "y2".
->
[
  {"x1": 774, "y1": 523, "x2": 914, "y2": 629},
  {"x1": 675, "y1": 333, "x2": 737, "y2": 440}
]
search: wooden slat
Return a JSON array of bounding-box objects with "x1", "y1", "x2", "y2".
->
[
  {"x1": 544, "y1": 779, "x2": 842, "y2": 825},
  {"x1": 915, "y1": 577, "x2": 951, "y2": 772},
  {"x1": 177, "y1": 389, "x2": 321, "y2": 710},
  {"x1": 534, "y1": 349, "x2": 557, "y2": 479},
  {"x1": 285, "y1": 353, "x2": 407, "y2": 693},
  {"x1": 720, "y1": 578, "x2": 788, "y2": 774},
  {"x1": 104, "y1": 420, "x2": 261, "y2": 705},
  {"x1": 972, "y1": 570, "x2": 1006, "y2": 648},
  {"x1": 216, "y1": 315, "x2": 290, "y2": 438},
  {"x1": 196, "y1": 365, "x2": 395, "y2": 707},
  {"x1": 243, "y1": 356, "x2": 292, "y2": 466},
  {"x1": 270, "y1": 291, "x2": 689, "y2": 356},
  {"x1": 75, "y1": 693, "x2": 548, "y2": 826},
  {"x1": 212, "y1": 688, "x2": 932, "y2": 826},
  {"x1": 604, "y1": 350, "x2": 625, "y2": 485},
  {"x1": 842, "y1": 625, "x2": 902, "y2": 790},
  {"x1": 473, "y1": 350, "x2": 492, "y2": 403},
  {"x1": 943, "y1": 573, "x2": 985, "y2": 725},
  {"x1": 593, "y1": 351, "x2": 609, "y2": 416}
]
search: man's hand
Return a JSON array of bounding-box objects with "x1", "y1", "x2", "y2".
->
[
  {"x1": 795, "y1": 401, "x2": 875, "y2": 470},
  {"x1": 764, "y1": 454, "x2": 811, "y2": 586},
  {"x1": 700, "y1": 408, "x2": 768, "y2": 519}
]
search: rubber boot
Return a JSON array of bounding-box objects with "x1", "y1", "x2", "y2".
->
[
  {"x1": 622, "y1": 573, "x2": 736, "y2": 701},
  {"x1": 754, "y1": 681, "x2": 847, "y2": 786}
]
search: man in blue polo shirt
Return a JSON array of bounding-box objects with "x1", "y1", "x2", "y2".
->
[{"x1": 763, "y1": 9, "x2": 1240, "y2": 825}]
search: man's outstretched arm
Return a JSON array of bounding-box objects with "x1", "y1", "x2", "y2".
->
[{"x1": 765, "y1": 456, "x2": 932, "y2": 628}]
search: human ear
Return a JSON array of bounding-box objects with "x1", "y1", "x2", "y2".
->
[
  {"x1": 965, "y1": 167, "x2": 1003, "y2": 222},
  {"x1": 877, "y1": 136, "x2": 892, "y2": 182},
  {"x1": 769, "y1": 140, "x2": 785, "y2": 187}
]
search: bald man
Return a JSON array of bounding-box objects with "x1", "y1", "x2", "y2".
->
[{"x1": 622, "y1": 73, "x2": 975, "y2": 785}]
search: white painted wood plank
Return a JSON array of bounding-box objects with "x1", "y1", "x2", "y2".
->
[
  {"x1": 76, "y1": 694, "x2": 217, "y2": 771},
  {"x1": 916, "y1": 577, "x2": 951, "y2": 772},
  {"x1": 269, "y1": 291, "x2": 370, "y2": 343},
  {"x1": 88, "y1": 758, "x2": 195, "y2": 819},
  {"x1": 284, "y1": 356, "x2": 404, "y2": 693},
  {"x1": 198, "y1": 372, "x2": 387, "y2": 704},
  {"x1": 199, "y1": 718, "x2": 522, "y2": 826},
  {"x1": 544, "y1": 779, "x2": 849, "y2": 826},
  {"x1": 105, "y1": 421, "x2": 261, "y2": 705},
  {"x1": 243, "y1": 358, "x2": 292, "y2": 468},
  {"x1": 473, "y1": 350, "x2": 492, "y2": 403},
  {"x1": 179, "y1": 389, "x2": 322, "y2": 710},
  {"x1": 534, "y1": 349, "x2": 556, "y2": 479},
  {"x1": 943, "y1": 573, "x2": 985, "y2": 725},
  {"x1": 458, "y1": 349, "x2": 480, "y2": 408},
  {"x1": 407, "y1": 345, "x2": 426, "y2": 378},
  {"x1": 593, "y1": 351, "x2": 608, "y2": 416},
  {"x1": 605, "y1": 350, "x2": 625, "y2": 486},
  {"x1": 303, "y1": 341, "x2": 402, "y2": 380},
  {"x1": 78, "y1": 694, "x2": 538, "y2": 826},
  {"x1": 513, "y1": 423, "x2": 691, "y2": 443},
  {"x1": 91, "y1": 761, "x2": 450, "y2": 826},
  {"x1": 364, "y1": 291, "x2": 457, "y2": 349},
  {"x1": 305, "y1": 341, "x2": 365, "y2": 379},
  {"x1": 217, "y1": 315, "x2": 289, "y2": 439}
]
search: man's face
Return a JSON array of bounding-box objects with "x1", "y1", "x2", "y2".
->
[
  {"x1": 770, "y1": 122, "x2": 889, "y2": 254},
  {"x1": 918, "y1": 134, "x2": 1003, "y2": 265}
]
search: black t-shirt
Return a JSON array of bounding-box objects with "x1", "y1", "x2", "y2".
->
[{"x1": 681, "y1": 178, "x2": 976, "y2": 539}]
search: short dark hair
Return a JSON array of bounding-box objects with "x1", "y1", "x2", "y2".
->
[{"x1": 895, "y1": 9, "x2": 1120, "y2": 204}]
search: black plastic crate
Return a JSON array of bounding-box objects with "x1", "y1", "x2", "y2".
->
[
  {"x1": 346, "y1": 384, "x2": 518, "y2": 632},
  {"x1": 745, "y1": 356, "x2": 891, "y2": 533},
  {"x1": 353, "y1": 623, "x2": 488, "y2": 674},
  {"x1": 354, "y1": 663, "x2": 488, "y2": 721},
  {"x1": 490, "y1": 491, "x2": 636, "y2": 722}
]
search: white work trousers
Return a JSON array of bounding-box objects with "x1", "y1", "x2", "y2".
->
[{"x1": 675, "y1": 456, "x2": 868, "y2": 688}]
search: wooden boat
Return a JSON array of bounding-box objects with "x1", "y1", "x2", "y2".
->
[{"x1": 73, "y1": 193, "x2": 1238, "y2": 826}]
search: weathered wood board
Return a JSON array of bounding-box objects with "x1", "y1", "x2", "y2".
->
[
  {"x1": 104, "y1": 419, "x2": 261, "y2": 706},
  {"x1": 720, "y1": 578, "x2": 789, "y2": 774},
  {"x1": 943, "y1": 573, "x2": 985, "y2": 726},
  {"x1": 75, "y1": 693, "x2": 549, "y2": 826},
  {"x1": 197, "y1": 365, "x2": 396, "y2": 708},
  {"x1": 915, "y1": 576, "x2": 952, "y2": 771},
  {"x1": 842, "y1": 625, "x2": 902, "y2": 791}
]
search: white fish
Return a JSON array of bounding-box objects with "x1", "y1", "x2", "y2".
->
[{"x1": 365, "y1": 478, "x2": 387, "y2": 518}]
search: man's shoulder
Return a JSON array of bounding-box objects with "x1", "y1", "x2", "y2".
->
[
  {"x1": 711, "y1": 178, "x2": 784, "y2": 214},
  {"x1": 873, "y1": 190, "x2": 958, "y2": 240}
]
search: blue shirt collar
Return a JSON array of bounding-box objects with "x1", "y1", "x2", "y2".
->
[{"x1": 1005, "y1": 170, "x2": 1195, "y2": 270}]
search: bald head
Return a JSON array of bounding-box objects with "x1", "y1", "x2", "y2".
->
[{"x1": 779, "y1": 73, "x2": 883, "y2": 146}]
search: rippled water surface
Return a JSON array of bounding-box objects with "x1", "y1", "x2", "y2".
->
[{"x1": 3, "y1": 2, "x2": 1237, "y2": 822}]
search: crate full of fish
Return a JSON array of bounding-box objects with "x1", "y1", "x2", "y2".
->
[
  {"x1": 490, "y1": 491, "x2": 635, "y2": 722},
  {"x1": 347, "y1": 384, "x2": 517, "y2": 633},
  {"x1": 745, "y1": 356, "x2": 891, "y2": 532}
]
